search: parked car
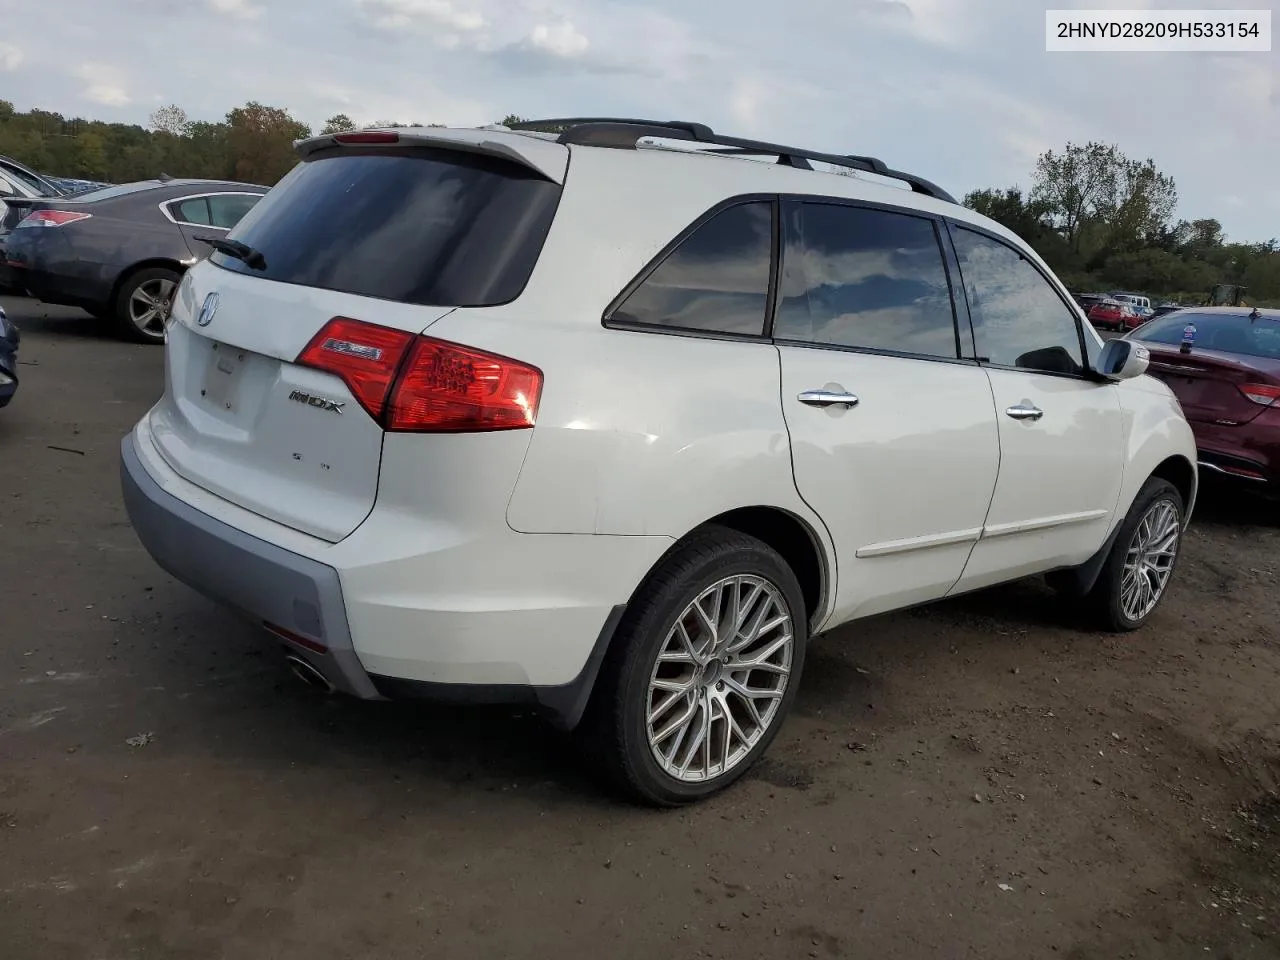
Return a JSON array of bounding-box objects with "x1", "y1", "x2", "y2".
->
[
  {"x1": 1087, "y1": 298, "x2": 1142, "y2": 331},
  {"x1": 0, "y1": 156, "x2": 67, "y2": 291},
  {"x1": 1150, "y1": 302, "x2": 1184, "y2": 320},
  {"x1": 2, "y1": 178, "x2": 267, "y2": 342},
  {"x1": 0, "y1": 304, "x2": 18, "y2": 408},
  {"x1": 42, "y1": 176, "x2": 112, "y2": 196},
  {"x1": 1130, "y1": 308, "x2": 1280, "y2": 495},
  {"x1": 1073, "y1": 292, "x2": 1109, "y2": 313},
  {"x1": 1112, "y1": 292, "x2": 1153, "y2": 318},
  {"x1": 119, "y1": 119, "x2": 1197, "y2": 805}
]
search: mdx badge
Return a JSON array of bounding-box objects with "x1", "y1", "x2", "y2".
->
[
  {"x1": 289, "y1": 389, "x2": 344, "y2": 414},
  {"x1": 196, "y1": 291, "x2": 220, "y2": 327}
]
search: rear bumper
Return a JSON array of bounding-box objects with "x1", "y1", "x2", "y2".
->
[
  {"x1": 120, "y1": 426, "x2": 668, "y2": 728},
  {"x1": 121, "y1": 432, "x2": 381, "y2": 699},
  {"x1": 1192, "y1": 412, "x2": 1280, "y2": 492}
]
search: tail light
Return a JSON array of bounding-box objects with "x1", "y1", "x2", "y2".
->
[
  {"x1": 297, "y1": 317, "x2": 542, "y2": 432},
  {"x1": 15, "y1": 209, "x2": 92, "y2": 229},
  {"x1": 1239, "y1": 383, "x2": 1280, "y2": 407}
]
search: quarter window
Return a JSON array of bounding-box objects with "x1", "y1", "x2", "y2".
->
[
  {"x1": 610, "y1": 201, "x2": 773, "y2": 336},
  {"x1": 951, "y1": 226, "x2": 1085, "y2": 376},
  {"x1": 775, "y1": 202, "x2": 958, "y2": 358}
]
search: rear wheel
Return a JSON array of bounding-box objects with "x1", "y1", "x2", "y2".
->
[
  {"x1": 581, "y1": 527, "x2": 808, "y2": 806},
  {"x1": 1086, "y1": 478, "x2": 1184, "y2": 631},
  {"x1": 113, "y1": 267, "x2": 180, "y2": 344}
]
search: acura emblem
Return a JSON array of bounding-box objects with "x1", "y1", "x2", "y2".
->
[{"x1": 196, "y1": 292, "x2": 220, "y2": 327}]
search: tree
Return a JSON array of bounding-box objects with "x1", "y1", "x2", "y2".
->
[
  {"x1": 1030, "y1": 142, "x2": 1121, "y2": 252},
  {"x1": 224, "y1": 101, "x2": 311, "y2": 185},
  {"x1": 149, "y1": 104, "x2": 191, "y2": 137},
  {"x1": 321, "y1": 113, "x2": 356, "y2": 134},
  {"x1": 501, "y1": 114, "x2": 528, "y2": 126}
]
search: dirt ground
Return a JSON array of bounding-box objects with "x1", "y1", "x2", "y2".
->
[{"x1": 1, "y1": 295, "x2": 1278, "y2": 960}]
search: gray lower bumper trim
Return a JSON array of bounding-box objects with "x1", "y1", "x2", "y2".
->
[{"x1": 119, "y1": 433, "x2": 382, "y2": 700}]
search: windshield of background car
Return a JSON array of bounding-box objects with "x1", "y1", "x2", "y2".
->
[
  {"x1": 1137, "y1": 312, "x2": 1280, "y2": 360},
  {"x1": 212, "y1": 148, "x2": 562, "y2": 307},
  {"x1": 0, "y1": 163, "x2": 56, "y2": 196}
]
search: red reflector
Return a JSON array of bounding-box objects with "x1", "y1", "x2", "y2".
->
[
  {"x1": 1239, "y1": 383, "x2": 1280, "y2": 406},
  {"x1": 388, "y1": 337, "x2": 542, "y2": 432},
  {"x1": 263, "y1": 622, "x2": 328, "y2": 654},
  {"x1": 296, "y1": 317, "x2": 415, "y2": 421},
  {"x1": 333, "y1": 131, "x2": 400, "y2": 144},
  {"x1": 295, "y1": 317, "x2": 542, "y2": 433},
  {"x1": 15, "y1": 209, "x2": 92, "y2": 229}
]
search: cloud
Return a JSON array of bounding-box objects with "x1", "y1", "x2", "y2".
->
[
  {"x1": 526, "y1": 20, "x2": 588, "y2": 58},
  {"x1": 356, "y1": 0, "x2": 486, "y2": 34},
  {"x1": 0, "y1": 43, "x2": 23, "y2": 71},
  {"x1": 209, "y1": 0, "x2": 265, "y2": 18},
  {"x1": 76, "y1": 64, "x2": 130, "y2": 107}
]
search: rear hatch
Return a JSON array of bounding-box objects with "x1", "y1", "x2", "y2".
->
[{"x1": 146, "y1": 129, "x2": 567, "y2": 542}]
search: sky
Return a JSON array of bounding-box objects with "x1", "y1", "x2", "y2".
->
[{"x1": 0, "y1": 0, "x2": 1275, "y2": 242}]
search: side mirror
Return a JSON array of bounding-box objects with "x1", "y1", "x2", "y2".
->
[{"x1": 1096, "y1": 339, "x2": 1149, "y2": 381}]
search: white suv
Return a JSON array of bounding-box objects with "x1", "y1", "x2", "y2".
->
[{"x1": 120, "y1": 119, "x2": 1197, "y2": 805}]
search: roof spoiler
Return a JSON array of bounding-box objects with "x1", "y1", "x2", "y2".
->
[
  {"x1": 507, "y1": 117, "x2": 956, "y2": 203},
  {"x1": 293, "y1": 128, "x2": 570, "y2": 184}
]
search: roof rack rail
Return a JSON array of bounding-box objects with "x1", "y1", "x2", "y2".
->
[{"x1": 506, "y1": 117, "x2": 956, "y2": 203}]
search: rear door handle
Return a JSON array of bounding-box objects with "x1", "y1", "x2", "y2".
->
[
  {"x1": 1005, "y1": 403, "x2": 1043, "y2": 421},
  {"x1": 798, "y1": 390, "x2": 860, "y2": 408}
]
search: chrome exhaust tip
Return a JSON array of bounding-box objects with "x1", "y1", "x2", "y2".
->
[{"x1": 285, "y1": 655, "x2": 336, "y2": 694}]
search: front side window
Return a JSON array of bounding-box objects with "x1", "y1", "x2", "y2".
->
[
  {"x1": 951, "y1": 226, "x2": 1085, "y2": 376},
  {"x1": 775, "y1": 202, "x2": 958, "y2": 359},
  {"x1": 609, "y1": 201, "x2": 773, "y2": 336}
]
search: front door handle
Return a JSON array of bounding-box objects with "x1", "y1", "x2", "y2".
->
[
  {"x1": 798, "y1": 389, "x2": 860, "y2": 409},
  {"x1": 1005, "y1": 403, "x2": 1043, "y2": 421}
]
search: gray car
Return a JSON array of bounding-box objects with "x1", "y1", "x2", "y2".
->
[{"x1": 1, "y1": 177, "x2": 267, "y2": 343}]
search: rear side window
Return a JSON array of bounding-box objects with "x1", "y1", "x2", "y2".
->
[
  {"x1": 207, "y1": 193, "x2": 260, "y2": 229},
  {"x1": 1138, "y1": 312, "x2": 1280, "y2": 360},
  {"x1": 609, "y1": 201, "x2": 773, "y2": 336},
  {"x1": 775, "y1": 202, "x2": 958, "y2": 359},
  {"x1": 213, "y1": 148, "x2": 562, "y2": 307},
  {"x1": 173, "y1": 197, "x2": 212, "y2": 225}
]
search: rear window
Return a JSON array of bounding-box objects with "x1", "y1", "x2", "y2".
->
[
  {"x1": 212, "y1": 148, "x2": 562, "y2": 307},
  {"x1": 1137, "y1": 311, "x2": 1280, "y2": 360},
  {"x1": 70, "y1": 182, "x2": 163, "y2": 203}
]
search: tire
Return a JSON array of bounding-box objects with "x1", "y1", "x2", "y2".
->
[
  {"x1": 112, "y1": 266, "x2": 181, "y2": 344},
  {"x1": 1085, "y1": 477, "x2": 1185, "y2": 632},
  {"x1": 580, "y1": 526, "x2": 808, "y2": 806}
]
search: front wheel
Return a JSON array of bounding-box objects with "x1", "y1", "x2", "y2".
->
[
  {"x1": 113, "y1": 267, "x2": 181, "y2": 344},
  {"x1": 1087, "y1": 478, "x2": 1185, "y2": 631},
  {"x1": 581, "y1": 528, "x2": 808, "y2": 806}
]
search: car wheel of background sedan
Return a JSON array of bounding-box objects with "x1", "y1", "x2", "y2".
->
[
  {"x1": 580, "y1": 526, "x2": 808, "y2": 806},
  {"x1": 113, "y1": 267, "x2": 181, "y2": 344},
  {"x1": 1087, "y1": 477, "x2": 1185, "y2": 632}
]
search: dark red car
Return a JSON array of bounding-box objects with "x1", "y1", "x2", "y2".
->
[
  {"x1": 1130, "y1": 308, "x2": 1280, "y2": 493},
  {"x1": 1088, "y1": 299, "x2": 1142, "y2": 332}
]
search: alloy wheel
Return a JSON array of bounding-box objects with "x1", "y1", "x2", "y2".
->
[
  {"x1": 645, "y1": 574, "x2": 794, "y2": 783},
  {"x1": 129, "y1": 277, "x2": 177, "y2": 337},
  {"x1": 1120, "y1": 498, "x2": 1180, "y2": 622}
]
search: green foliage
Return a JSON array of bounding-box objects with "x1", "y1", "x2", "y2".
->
[{"x1": 968, "y1": 142, "x2": 1280, "y2": 303}]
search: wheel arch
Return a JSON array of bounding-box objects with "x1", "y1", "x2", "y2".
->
[
  {"x1": 108, "y1": 258, "x2": 187, "y2": 312},
  {"x1": 1150, "y1": 453, "x2": 1197, "y2": 520}
]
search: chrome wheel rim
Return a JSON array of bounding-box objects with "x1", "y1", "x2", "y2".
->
[
  {"x1": 129, "y1": 278, "x2": 177, "y2": 336},
  {"x1": 646, "y1": 574, "x2": 794, "y2": 783},
  {"x1": 1121, "y1": 498, "x2": 1180, "y2": 622}
]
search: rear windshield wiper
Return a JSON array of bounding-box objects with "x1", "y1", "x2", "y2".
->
[{"x1": 196, "y1": 235, "x2": 267, "y2": 270}]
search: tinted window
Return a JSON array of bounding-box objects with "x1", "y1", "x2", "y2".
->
[
  {"x1": 952, "y1": 226, "x2": 1085, "y2": 375},
  {"x1": 207, "y1": 193, "x2": 260, "y2": 229},
  {"x1": 212, "y1": 147, "x2": 562, "y2": 307},
  {"x1": 610, "y1": 201, "x2": 772, "y2": 335},
  {"x1": 173, "y1": 197, "x2": 211, "y2": 225},
  {"x1": 1137, "y1": 311, "x2": 1280, "y2": 360},
  {"x1": 775, "y1": 203, "x2": 957, "y2": 358}
]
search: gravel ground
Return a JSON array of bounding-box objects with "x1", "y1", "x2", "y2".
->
[{"x1": 1, "y1": 296, "x2": 1278, "y2": 960}]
